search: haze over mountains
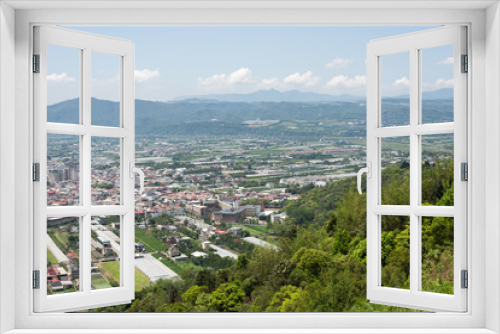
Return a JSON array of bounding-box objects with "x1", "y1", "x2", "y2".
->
[
  {"x1": 47, "y1": 89, "x2": 454, "y2": 136},
  {"x1": 170, "y1": 88, "x2": 453, "y2": 103}
]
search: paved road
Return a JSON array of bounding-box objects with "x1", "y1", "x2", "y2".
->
[
  {"x1": 135, "y1": 254, "x2": 179, "y2": 282},
  {"x1": 243, "y1": 236, "x2": 279, "y2": 250},
  {"x1": 90, "y1": 220, "x2": 179, "y2": 282},
  {"x1": 209, "y1": 244, "x2": 238, "y2": 259},
  {"x1": 47, "y1": 234, "x2": 69, "y2": 263}
]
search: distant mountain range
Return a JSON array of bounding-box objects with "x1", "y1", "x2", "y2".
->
[
  {"x1": 171, "y1": 89, "x2": 365, "y2": 103},
  {"x1": 47, "y1": 89, "x2": 453, "y2": 137},
  {"x1": 170, "y1": 88, "x2": 453, "y2": 103}
]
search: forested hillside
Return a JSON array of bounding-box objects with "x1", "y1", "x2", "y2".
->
[
  {"x1": 48, "y1": 98, "x2": 452, "y2": 137},
  {"x1": 91, "y1": 159, "x2": 454, "y2": 313}
]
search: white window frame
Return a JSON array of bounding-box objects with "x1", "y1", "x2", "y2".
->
[
  {"x1": 1, "y1": 1, "x2": 499, "y2": 333},
  {"x1": 33, "y1": 25, "x2": 136, "y2": 312},
  {"x1": 366, "y1": 26, "x2": 467, "y2": 312}
]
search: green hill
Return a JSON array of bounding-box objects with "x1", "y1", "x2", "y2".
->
[{"x1": 47, "y1": 98, "x2": 453, "y2": 137}]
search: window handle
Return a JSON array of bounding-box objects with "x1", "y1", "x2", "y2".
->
[
  {"x1": 357, "y1": 162, "x2": 371, "y2": 194},
  {"x1": 129, "y1": 162, "x2": 145, "y2": 194}
]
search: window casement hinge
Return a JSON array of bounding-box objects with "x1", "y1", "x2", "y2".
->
[
  {"x1": 461, "y1": 162, "x2": 468, "y2": 182},
  {"x1": 33, "y1": 54, "x2": 40, "y2": 73},
  {"x1": 461, "y1": 270, "x2": 468, "y2": 289},
  {"x1": 461, "y1": 54, "x2": 468, "y2": 73},
  {"x1": 33, "y1": 270, "x2": 40, "y2": 289},
  {"x1": 33, "y1": 163, "x2": 40, "y2": 182}
]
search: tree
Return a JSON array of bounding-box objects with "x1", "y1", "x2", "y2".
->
[
  {"x1": 325, "y1": 214, "x2": 337, "y2": 236},
  {"x1": 291, "y1": 247, "x2": 329, "y2": 277},
  {"x1": 285, "y1": 206, "x2": 315, "y2": 226},
  {"x1": 208, "y1": 281, "x2": 245, "y2": 312},
  {"x1": 266, "y1": 285, "x2": 307, "y2": 312},
  {"x1": 332, "y1": 230, "x2": 351, "y2": 255},
  {"x1": 156, "y1": 304, "x2": 187, "y2": 312},
  {"x1": 195, "y1": 269, "x2": 216, "y2": 292},
  {"x1": 182, "y1": 285, "x2": 208, "y2": 306}
]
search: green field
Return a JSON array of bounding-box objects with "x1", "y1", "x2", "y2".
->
[
  {"x1": 243, "y1": 224, "x2": 267, "y2": 233},
  {"x1": 152, "y1": 253, "x2": 184, "y2": 275},
  {"x1": 176, "y1": 260, "x2": 203, "y2": 271},
  {"x1": 101, "y1": 261, "x2": 150, "y2": 292},
  {"x1": 48, "y1": 229, "x2": 79, "y2": 258},
  {"x1": 135, "y1": 228, "x2": 167, "y2": 252},
  {"x1": 54, "y1": 286, "x2": 77, "y2": 295},
  {"x1": 226, "y1": 224, "x2": 272, "y2": 237},
  {"x1": 48, "y1": 230, "x2": 69, "y2": 252},
  {"x1": 47, "y1": 249, "x2": 59, "y2": 265},
  {"x1": 91, "y1": 273, "x2": 112, "y2": 290}
]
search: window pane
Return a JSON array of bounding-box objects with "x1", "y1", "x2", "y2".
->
[
  {"x1": 91, "y1": 216, "x2": 121, "y2": 290},
  {"x1": 421, "y1": 45, "x2": 454, "y2": 124},
  {"x1": 91, "y1": 52, "x2": 121, "y2": 127},
  {"x1": 47, "y1": 45, "x2": 80, "y2": 124},
  {"x1": 421, "y1": 216, "x2": 454, "y2": 295},
  {"x1": 421, "y1": 134, "x2": 454, "y2": 206},
  {"x1": 380, "y1": 52, "x2": 410, "y2": 127},
  {"x1": 381, "y1": 137, "x2": 410, "y2": 205},
  {"x1": 47, "y1": 217, "x2": 80, "y2": 295},
  {"x1": 381, "y1": 215, "x2": 410, "y2": 290},
  {"x1": 91, "y1": 137, "x2": 121, "y2": 205},
  {"x1": 47, "y1": 134, "x2": 80, "y2": 206}
]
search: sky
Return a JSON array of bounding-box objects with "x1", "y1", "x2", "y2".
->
[{"x1": 46, "y1": 26, "x2": 455, "y2": 105}]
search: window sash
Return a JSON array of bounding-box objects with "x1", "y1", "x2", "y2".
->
[
  {"x1": 366, "y1": 26, "x2": 468, "y2": 312},
  {"x1": 33, "y1": 25, "x2": 136, "y2": 313}
]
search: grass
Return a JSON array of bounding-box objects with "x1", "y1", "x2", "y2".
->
[
  {"x1": 227, "y1": 224, "x2": 261, "y2": 237},
  {"x1": 135, "y1": 228, "x2": 167, "y2": 252},
  {"x1": 101, "y1": 261, "x2": 150, "y2": 292},
  {"x1": 91, "y1": 274, "x2": 112, "y2": 290},
  {"x1": 48, "y1": 230, "x2": 69, "y2": 253},
  {"x1": 228, "y1": 224, "x2": 274, "y2": 237},
  {"x1": 152, "y1": 253, "x2": 183, "y2": 275},
  {"x1": 47, "y1": 249, "x2": 59, "y2": 265},
  {"x1": 176, "y1": 260, "x2": 203, "y2": 271},
  {"x1": 54, "y1": 286, "x2": 77, "y2": 295},
  {"x1": 101, "y1": 261, "x2": 120, "y2": 278},
  {"x1": 243, "y1": 224, "x2": 271, "y2": 234}
]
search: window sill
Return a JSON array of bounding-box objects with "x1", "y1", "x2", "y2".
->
[{"x1": 4, "y1": 330, "x2": 498, "y2": 334}]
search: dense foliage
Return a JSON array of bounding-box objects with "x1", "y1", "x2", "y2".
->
[{"x1": 92, "y1": 160, "x2": 454, "y2": 313}]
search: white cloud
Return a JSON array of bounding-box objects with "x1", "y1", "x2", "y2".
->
[
  {"x1": 259, "y1": 77, "x2": 282, "y2": 89},
  {"x1": 421, "y1": 78, "x2": 454, "y2": 91},
  {"x1": 134, "y1": 68, "x2": 160, "y2": 83},
  {"x1": 198, "y1": 73, "x2": 226, "y2": 86},
  {"x1": 47, "y1": 72, "x2": 76, "y2": 83},
  {"x1": 198, "y1": 67, "x2": 254, "y2": 88},
  {"x1": 325, "y1": 58, "x2": 354, "y2": 69},
  {"x1": 438, "y1": 57, "x2": 454, "y2": 65},
  {"x1": 393, "y1": 76, "x2": 410, "y2": 87},
  {"x1": 434, "y1": 78, "x2": 454, "y2": 88},
  {"x1": 326, "y1": 75, "x2": 366, "y2": 88},
  {"x1": 283, "y1": 71, "x2": 320, "y2": 87},
  {"x1": 227, "y1": 68, "x2": 253, "y2": 84}
]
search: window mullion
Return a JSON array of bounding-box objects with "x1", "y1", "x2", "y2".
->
[
  {"x1": 409, "y1": 47, "x2": 420, "y2": 294},
  {"x1": 81, "y1": 48, "x2": 92, "y2": 295},
  {"x1": 82, "y1": 48, "x2": 91, "y2": 210}
]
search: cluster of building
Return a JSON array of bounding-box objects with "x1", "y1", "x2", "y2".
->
[{"x1": 47, "y1": 265, "x2": 77, "y2": 292}]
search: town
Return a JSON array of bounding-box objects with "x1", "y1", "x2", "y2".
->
[{"x1": 45, "y1": 125, "x2": 452, "y2": 294}]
